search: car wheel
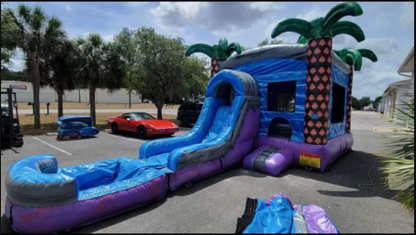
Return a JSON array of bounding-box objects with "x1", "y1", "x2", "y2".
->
[
  {"x1": 111, "y1": 123, "x2": 119, "y2": 134},
  {"x1": 181, "y1": 117, "x2": 190, "y2": 127},
  {"x1": 137, "y1": 126, "x2": 148, "y2": 139}
]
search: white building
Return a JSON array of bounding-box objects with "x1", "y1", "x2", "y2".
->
[
  {"x1": 1, "y1": 80, "x2": 142, "y2": 104},
  {"x1": 378, "y1": 47, "x2": 414, "y2": 125}
]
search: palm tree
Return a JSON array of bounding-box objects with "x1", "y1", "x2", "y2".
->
[
  {"x1": 271, "y1": 2, "x2": 365, "y2": 145},
  {"x1": 5, "y1": 4, "x2": 67, "y2": 128},
  {"x1": 185, "y1": 38, "x2": 242, "y2": 77},
  {"x1": 334, "y1": 48, "x2": 377, "y2": 133},
  {"x1": 382, "y1": 97, "x2": 414, "y2": 214},
  {"x1": 75, "y1": 34, "x2": 125, "y2": 125},
  {"x1": 46, "y1": 40, "x2": 78, "y2": 117}
]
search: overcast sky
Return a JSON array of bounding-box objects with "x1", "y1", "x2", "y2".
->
[{"x1": 3, "y1": 1, "x2": 414, "y2": 99}]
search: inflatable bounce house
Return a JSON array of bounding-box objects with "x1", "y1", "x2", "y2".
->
[
  {"x1": 56, "y1": 115, "x2": 100, "y2": 139},
  {"x1": 4, "y1": 2, "x2": 377, "y2": 233}
]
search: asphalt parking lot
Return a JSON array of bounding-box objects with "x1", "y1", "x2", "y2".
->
[{"x1": 1, "y1": 111, "x2": 414, "y2": 233}]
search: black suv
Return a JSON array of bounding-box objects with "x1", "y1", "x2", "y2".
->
[{"x1": 177, "y1": 102, "x2": 203, "y2": 127}]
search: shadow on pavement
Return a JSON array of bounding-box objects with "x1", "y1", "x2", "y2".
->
[{"x1": 279, "y1": 150, "x2": 400, "y2": 200}]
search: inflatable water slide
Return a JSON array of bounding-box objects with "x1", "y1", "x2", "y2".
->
[{"x1": 5, "y1": 70, "x2": 261, "y2": 233}]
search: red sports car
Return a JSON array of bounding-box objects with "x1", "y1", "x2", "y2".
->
[{"x1": 108, "y1": 112, "x2": 179, "y2": 138}]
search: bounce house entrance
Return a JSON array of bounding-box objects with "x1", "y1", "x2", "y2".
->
[{"x1": 268, "y1": 117, "x2": 293, "y2": 140}]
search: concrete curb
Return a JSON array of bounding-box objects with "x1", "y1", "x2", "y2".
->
[{"x1": 46, "y1": 132, "x2": 59, "y2": 136}]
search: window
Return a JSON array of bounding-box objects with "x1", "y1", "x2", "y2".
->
[
  {"x1": 267, "y1": 81, "x2": 297, "y2": 112},
  {"x1": 123, "y1": 113, "x2": 131, "y2": 119},
  {"x1": 331, "y1": 83, "x2": 346, "y2": 123},
  {"x1": 179, "y1": 103, "x2": 189, "y2": 111},
  {"x1": 188, "y1": 104, "x2": 197, "y2": 111},
  {"x1": 131, "y1": 113, "x2": 155, "y2": 120}
]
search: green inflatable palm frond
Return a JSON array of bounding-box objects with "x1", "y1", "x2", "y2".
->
[
  {"x1": 185, "y1": 43, "x2": 213, "y2": 58},
  {"x1": 357, "y1": 49, "x2": 378, "y2": 62},
  {"x1": 227, "y1": 42, "x2": 242, "y2": 57},
  {"x1": 297, "y1": 35, "x2": 308, "y2": 44},
  {"x1": 323, "y1": 2, "x2": 363, "y2": 30},
  {"x1": 335, "y1": 47, "x2": 377, "y2": 71},
  {"x1": 271, "y1": 18, "x2": 310, "y2": 39},
  {"x1": 332, "y1": 21, "x2": 365, "y2": 42}
]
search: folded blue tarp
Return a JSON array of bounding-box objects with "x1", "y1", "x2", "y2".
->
[
  {"x1": 56, "y1": 116, "x2": 99, "y2": 137},
  {"x1": 235, "y1": 193, "x2": 340, "y2": 234}
]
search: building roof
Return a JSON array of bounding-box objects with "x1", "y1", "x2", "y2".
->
[
  {"x1": 397, "y1": 47, "x2": 414, "y2": 74},
  {"x1": 382, "y1": 79, "x2": 412, "y2": 96}
]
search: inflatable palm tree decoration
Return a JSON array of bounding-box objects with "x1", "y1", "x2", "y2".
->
[
  {"x1": 186, "y1": 38, "x2": 242, "y2": 77},
  {"x1": 271, "y1": 2, "x2": 365, "y2": 145},
  {"x1": 335, "y1": 48, "x2": 377, "y2": 133}
]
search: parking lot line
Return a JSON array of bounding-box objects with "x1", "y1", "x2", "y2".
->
[
  {"x1": 33, "y1": 137, "x2": 72, "y2": 156},
  {"x1": 101, "y1": 133, "x2": 146, "y2": 143}
]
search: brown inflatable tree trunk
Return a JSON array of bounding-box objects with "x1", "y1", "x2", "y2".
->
[
  {"x1": 346, "y1": 64, "x2": 353, "y2": 133},
  {"x1": 211, "y1": 59, "x2": 220, "y2": 77},
  {"x1": 304, "y1": 38, "x2": 332, "y2": 145}
]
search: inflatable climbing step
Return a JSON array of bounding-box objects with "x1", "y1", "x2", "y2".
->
[{"x1": 242, "y1": 145, "x2": 294, "y2": 176}]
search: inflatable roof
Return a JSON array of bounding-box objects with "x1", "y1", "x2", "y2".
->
[{"x1": 220, "y1": 44, "x2": 350, "y2": 74}]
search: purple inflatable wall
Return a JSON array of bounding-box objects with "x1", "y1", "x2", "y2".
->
[
  {"x1": 5, "y1": 175, "x2": 168, "y2": 234},
  {"x1": 169, "y1": 108, "x2": 260, "y2": 191},
  {"x1": 254, "y1": 133, "x2": 353, "y2": 172}
]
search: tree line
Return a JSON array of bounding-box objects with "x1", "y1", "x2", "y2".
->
[
  {"x1": 1, "y1": 4, "x2": 210, "y2": 127},
  {"x1": 352, "y1": 96, "x2": 383, "y2": 110}
]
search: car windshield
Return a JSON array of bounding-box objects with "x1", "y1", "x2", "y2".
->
[{"x1": 130, "y1": 113, "x2": 155, "y2": 120}]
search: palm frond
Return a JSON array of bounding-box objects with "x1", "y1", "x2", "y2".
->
[
  {"x1": 271, "y1": 18, "x2": 310, "y2": 39},
  {"x1": 185, "y1": 43, "x2": 213, "y2": 58},
  {"x1": 332, "y1": 21, "x2": 365, "y2": 42},
  {"x1": 218, "y1": 38, "x2": 228, "y2": 52},
  {"x1": 226, "y1": 42, "x2": 241, "y2": 57},
  {"x1": 323, "y1": 2, "x2": 363, "y2": 30},
  {"x1": 296, "y1": 35, "x2": 307, "y2": 44},
  {"x1": 31, "y1": 5, "x2": 46, "y2": 32},
  {"x1": 346, "y1": 48, "x2": 362, "y2": 71},
  {"x1": 381, "y1": 97, "x2": 414, "y2": 214},
  {"x1": 17, "y1": 4, "x2": 31, "y2": 25},
  {"x1": 357, "y1": 49, "x2": 378, "y2": 62}
]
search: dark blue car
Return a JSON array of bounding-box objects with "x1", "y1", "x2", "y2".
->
[{"x1": 56, "y1": 115, "x2": 99, "y2": 139}]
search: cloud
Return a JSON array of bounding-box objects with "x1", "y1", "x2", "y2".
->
[
  {"x1": 250, "y1": 2, "x2": 285, "y2": 12},
  {"x1": 150, "y1": 2, "x2": 282, "y2": 34},
  {"x1": 127, "y1": 2, "x2": 149, "y2": 8},
  {"x1": 353, "y1": 70, "x2": 405, "y2": 99},
  {"x1": 103, "y1": 34, "x2": 114, "y2": 42},
  {"x1": 296, "y1": 6, "x2": 322, "y2": 21},
  {"x1": 400, "y1": 2, "x2": 414, "y2": 24},
  {"x1": 83, "y1": 32, "x2": 91, "y2": 37},
  {"x1": 65, "y1": 5, "x2": 71, "y2": 11}
]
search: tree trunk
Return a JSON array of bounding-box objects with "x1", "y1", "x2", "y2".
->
[
  {"x1": 31, "y1": 55, "x2": 41, "y2": 129},
  {"x1": 346, "y1": 64, "x2": 353, "y2": 133},
  {"x1": 154, "y1": 99, "x2": 164, "y2": 120},
  {"x1": 303, "y1": 38, "x2": 332, "y2": 145},
  {"x1": 210, "y1": 59, "x2": 220, "y2": 77},
  {"x1": 129, "y1": 92, "x2": 132, "y2": 109},
  {"x1": 78, "y1": 88, "x2": 81, "y2": 103},
  {"x1": 89, "y1": 84, "x2": 96, "y2": 125},
  {"x1": 57, "y1": 89, "x2": 64, "y2": 117}
]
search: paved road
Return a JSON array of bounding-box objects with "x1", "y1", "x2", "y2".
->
[
  {"x1": 1, "y1": 111, "x2": 414, "y2": 233},
  {"x1": 17, "y1": 108, "x2": 179, "y2": 115}
]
